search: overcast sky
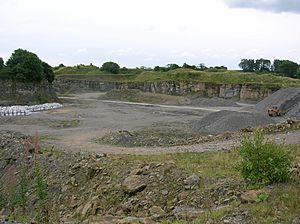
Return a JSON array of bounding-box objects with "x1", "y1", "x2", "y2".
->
[{"x1": 0, "y1": 0, "x2": 299, "y2": 69}]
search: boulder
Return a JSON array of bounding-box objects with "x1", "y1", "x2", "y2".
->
[{"x1": 122, "y1": 175, "x2": 147, "y2": 194}]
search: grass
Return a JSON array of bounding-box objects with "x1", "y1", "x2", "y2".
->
[
  {"x1": 41, "y1": 145, "x2": 65, "y2": 158},
  {"x1": 49, "y1": 119, "x2": 80, "y2": 129},
  {"x1": 123, "y1": 150, "x2": 240, "y2": 178},
  {"x1": 55, "y1": 67, "x2": 300, "y2": 88}
]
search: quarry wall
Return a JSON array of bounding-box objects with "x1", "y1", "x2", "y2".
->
[
  {"x1": 55, "y1": 79, "x2": 278, "y2": 101},
  {"x1": 0, "y1": 80, "x2": 59, "y2": 105}
]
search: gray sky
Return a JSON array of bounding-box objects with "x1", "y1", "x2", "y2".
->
[{"x1": 0, "y1": 0, "x2": 299, "y2": 69}]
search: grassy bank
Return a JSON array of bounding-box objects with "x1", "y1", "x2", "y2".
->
[{"x1": 55, "y1": 66, "x2": 300, "y2": 88}]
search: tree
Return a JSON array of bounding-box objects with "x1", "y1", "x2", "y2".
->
[
  {"x1": 214, "y1": 65, "x2": 227, "y2": 70},
  {"x1": 0, "y1": 57, "x2": 10, "y2": 79},
  {"x1": 42, "y1": 61, "x2": 55, "y2": 83},
  {"x1": 120, "y1": 67, "x2": 129, "y2": 74},
  {"x1": 239, "y1": 59, "x2": 255, "y2": 72},
  {"x1": 154, "y1": 66, "x2": 161, "y2": 72},
  {"x1": 153, "y1": 66, "x2": 169, "y2": 72},
  {"x1": 6, "y1": 49, "x2": 43, "y2": 82},
  {"x1": 198, "y1": 63, "x2": 207, "y2": 70},
  {"x1": 167, "y1": 64, "x2": 180, "y2": 70},
  {"x1": 182, "y1": 63, "x2": 198, "y2": 70},
  {"x1": 0, "y1": 57, "x2": 4, "y2": 69},
  {"x1": 273, "y1": 59, "x2": 298, "y2": 78},
  {"x1": 101, "y1": 61, "x2": 120, "y2": 74},
  {"x1": 255, "y1": 58, "x2": 271, "y2": 72},
  {"x1": 296, "y1": 67, "x2": 300, "y2": 79}
]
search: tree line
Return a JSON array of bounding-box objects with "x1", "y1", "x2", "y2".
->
[
  {"x1": 239, "y1": 58, "x2": 300, "y2": 78},
  {"x1": 89, "y1": 62, "x2": 228, "y2": 74},
  {"x1": 0, "y1": 49, "x2": 54, "y2": 83},
  {"x1": 1, "y1": 48, "x2": 299, "y2": 81}
]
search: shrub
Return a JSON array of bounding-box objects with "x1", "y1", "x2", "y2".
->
[
  {"x1": 101, "y1": 61, "x2": 120, "y2": 74},
  {"x1": 6, "y1": 49, "x2": 44, "y2": 82},
  {"x1": 42, "y1": 61, "x2": 55, "y2": 83},
  {"x1": 238, "y1": 130, "x2": 293, "y2": 186}
]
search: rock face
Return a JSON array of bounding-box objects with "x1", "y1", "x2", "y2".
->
[
  {"x1": 0, "y1": 80, "x2": 59, "y2": 106},
  {"x1": 122, "y1": 175, "x2": 147, "y2": 194},
  {"x1": 55, "y1": 79, "x2": 278, "y2": 101}
]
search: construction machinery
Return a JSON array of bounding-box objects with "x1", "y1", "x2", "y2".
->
[{"x1": 267, "y1": 106, "x2": 282, "y2": 117}]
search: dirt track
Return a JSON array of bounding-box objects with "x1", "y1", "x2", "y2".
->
[{"x1": 0, "y1": 92, "x2": 299, "y2": 155}]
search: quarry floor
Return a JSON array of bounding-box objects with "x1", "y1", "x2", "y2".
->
[{"x1": 0, "y1": 92, "x2": 299, "y2": 154}]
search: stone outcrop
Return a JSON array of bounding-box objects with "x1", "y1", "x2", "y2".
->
[
  {"x1": 0, "y1": 80, "x2": 59, "y2": 106},
  {"x1": 55, "y1": 79, "x2": 278, "y2": 101}
]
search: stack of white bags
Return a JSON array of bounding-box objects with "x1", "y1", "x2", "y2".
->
[{"x1": 0, "y1": 103, "x2": 63, "y2": 117}]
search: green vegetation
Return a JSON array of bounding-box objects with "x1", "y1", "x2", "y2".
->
[
  {"x1": 0, "y1": 135, "x2": 50, "y2": 223},
  {"x1": 0, "y1": 49, "x2": 55, "y2": 83},
  {"x1": 49, "y1": 119, "x2": 80, "y2": 129},
  {"x1": 55, "y1": 67, "x2": 300, "y2": 88},
  {"x1": 239, "y1": 58, "x2": 300, "y2": 78},
  {"x1": 238, "y1": 130, "x2": 293, "y2": 186},
  {"x1": 54, "y1": 64, "x2": 101, "y2": 75},
  {"x1": 42, "y1": 61, "x2": 55, "y2": 83},
  {"x1": 126, "y1": 142, "x2": 300, "y2": 223},
  {"x1": 0, "y1": 57, "x2": 4, "y2": 69},
  {"x1": 101, "y1": 61, "x2": 120, "y2": 74},
  {"x1": 125, "y1": 150, "x2": 239, "y2": 178},
  {"x1": 273, "y1": 59, "x2": 299, "y2": 78}
]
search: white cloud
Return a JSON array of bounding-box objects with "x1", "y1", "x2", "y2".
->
[{"x1": 0, "y1": 0, "x2": 299, "y2": 68}]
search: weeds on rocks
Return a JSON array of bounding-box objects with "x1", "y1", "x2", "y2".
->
[
  {"x1": 238, "y1": 129, "x2": 293, "y2": 187},
  {"x1": 0, "y1": 131, "x2": 49, "y2": 223}
]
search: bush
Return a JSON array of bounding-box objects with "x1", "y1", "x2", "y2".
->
[
  {"x1": 42, "y1": 61, "x2": 55, "y2": 83},
  {"x1": 238, "y1": 130, "x2": 293, "y2": 186},
  {"x1": 101, "y1": 61, "x2": 120, "y2": 74},
  {"x1": 6, "y1": 49, "x2": 44, "y2": 82}
]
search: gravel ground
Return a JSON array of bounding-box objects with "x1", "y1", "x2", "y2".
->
[
  {"x1": 193, "y1": 110, "x2": 275, "y2": 135},
  {"x1": 189, "y1": 96, "x2": 239, "y2": 107},
  {"x1": 0, "y1": 91, "x2": 299, "y2": 154}
]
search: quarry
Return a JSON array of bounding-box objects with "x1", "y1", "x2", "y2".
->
[
  {"x1": 0, "y1": 75, "x2": 300, "y2": 224},
  {"x1": 1, "y1": 0, "x2": 300, "y2": 221}
]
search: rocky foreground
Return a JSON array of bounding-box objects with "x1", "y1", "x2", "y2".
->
[{"x1": 0, "y1": 131, "x2": 299, "y2": 223}]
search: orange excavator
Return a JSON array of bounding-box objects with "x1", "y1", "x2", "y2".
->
[{"x1": 267, "y1": 106, "x2": 282, "y2": 117}]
